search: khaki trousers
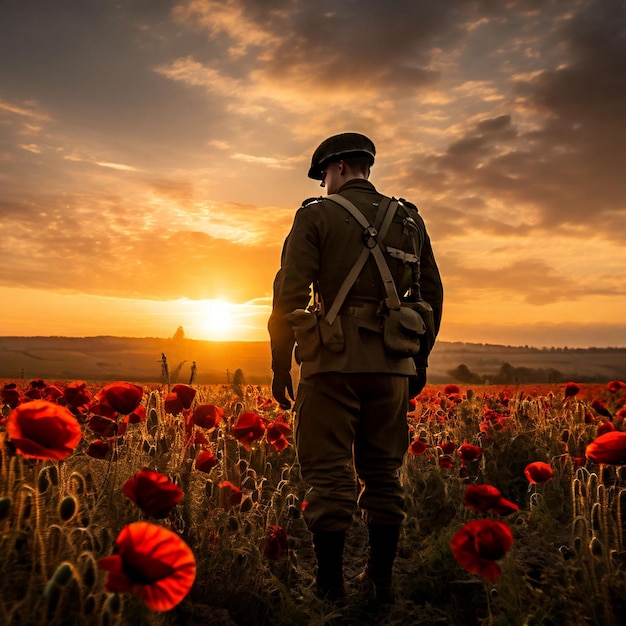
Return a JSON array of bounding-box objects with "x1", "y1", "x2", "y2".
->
[{"x1": 294, "y1": 372, "x2": 409, "y2": 532}]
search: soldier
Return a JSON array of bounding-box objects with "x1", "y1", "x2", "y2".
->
[{"x1": 268, "y1": 132, "x2": 443, "y2": 602}]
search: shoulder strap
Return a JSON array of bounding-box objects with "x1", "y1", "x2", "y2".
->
[{"x1": 323, "y1": 195, "x2": 401, "y2": 325}]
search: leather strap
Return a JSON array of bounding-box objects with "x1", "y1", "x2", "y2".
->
[{"x1": 324, "y1": 195, "x2": 401, "y2": 325}]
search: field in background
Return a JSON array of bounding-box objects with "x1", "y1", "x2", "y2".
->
[{"x1": 1, "y1": 336, "x2": 625, "y2": 385}]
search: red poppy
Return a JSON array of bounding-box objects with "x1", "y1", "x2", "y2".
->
[
  {"x1": 122, "y1": 469, "x2": 183, "y2": 519},
  {"x1": 6, "y1": 400, "x2": 82, "y2": 461},
  {"x1": 463, "y1": 484, "x2": 519, "y2": 515},
  {"x1": 24, "y1": 378, "x2": 47, "y2": 399},
  {"x1": 97, "y1": 382, "x2": 144, "y2": 415},
  {"x1": 193, "y1": 404, "x2": 224, "y2": 431},
  {"x1": 232, "y1": 412, "x2": 266, "y2": 450},
  {"x1": 98, "y1": 521, "x2": 196, "y2": 611},
  {"x1": 63, "y1": 381, "x2": 92, "y2": 411},
  {"x1": 524, "y1": 461, "x2": 553, "y2": 484},
  {"x1": 126, "y1": 405, "x2": 147, "y2": 424},
  {"x1": 607, "y1": 380, "x2": 626, "y2": 393},
  {"x1": 266, "y1": 414, "x2": 292, "y2": 452},
  {"x1": 585, "y1": 431, "x2": 626, "y2": 465},
  {"x1": 164, "y1": 384, "x2": 197, "y2": 415},
  {"x1": 1, "y1": 384, "x2": 21, "y2": 409},
  {"x1": 439, "y1": 455, "x2": 453, "y2": 469},
  {"x1": 87, "y1": 415, "x2": 119, "y2": 438},
  {"x1": 42, "y1": 385, "x2": 64, "y2": 402},
  {"x1": 458, "y1": 443, "x2": 483, "y2": 463},
  {"x1": 440, "y1": 440, "x2": 456, "y2": 455},
  {"x1": 89, "y1": 401, "x2": 119, "y2": 420},
  {"x1": 450, "y1": 519, "x2": 514, "y2": 581},
  {"x1": 264, "y1": 525, "x2": 288, "y2": 561},
  {"x1": 193, "y1": 430, "x2": 210, "y2": 447},
  {"x1": 591, "y1": 399, "x2": 612, "y2": 419},
  {"x1": 218, "y1": 480, "x2": 243, "y2": 509},
  {"x1": 597, "y1": 420, "x2": 615, "y2": 437},
  {"x1": 564, "y1": 382, "x2": 580, "y2": 398},
  {"x1": 256, "y1": 395, "x2": 275, "y2": 409},
  {"x1": 195, "y1": 448, "x2": 219, "y2": 473},
  {"x1": 444, "y1": 384, "x2": 460, "y2": 396},
  {"x1": 86, "y1": 439, "x2": 112, "y2": 460},
  {"x1": 408, "y1": 438, "x2": 428, "y2": 456}
]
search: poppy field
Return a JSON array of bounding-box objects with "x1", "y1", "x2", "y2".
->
[{"x1": 1, "y1": 378, "x2": 626, "y2": 626}]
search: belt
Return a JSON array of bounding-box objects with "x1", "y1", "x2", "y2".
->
[{"x1": 339, "y1": 301, "x2": 380, "y2": 317}]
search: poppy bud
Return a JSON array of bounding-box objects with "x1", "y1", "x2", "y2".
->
[
  {"x1": 44, "y1": 562, "x2": 75, "y2": 612},
  {"x1": 205, "y1": 479, "x2": 214, "y2": 499},
  {"x1": 103, "y1": 592, "x2": 122, "y2": 616},
  {"x1": 589, "y1": 536, "x2": 603, "y2": 560},
  {"x1": 18, "y1": 491, "x2": 33, "y2": 522},
  {"x1": 59, "y1": 495, "x2": 78, "y2": 522},
  {"x1": 82, "y1": 594, "x2": 96, "y2": 616},
  {"x1": 69, "y1": 471, "x2": 88, "y2": 495},
  {"x1": 78, "y1": 552, "x2": 98, "y2": 589},
  {"x1": 37, "y1": 468, "x2": 53, "y2": 494},
  {"x1": 0, "y1": 496, "x2": 11, "y2": 520},
  {"x1": 147, "y1": 407, "x2": 159, "y2": 436}
]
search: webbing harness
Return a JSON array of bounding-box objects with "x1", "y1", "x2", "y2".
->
[{"x1": 322, "y1": 194, "x2": 403, "y2": 325}]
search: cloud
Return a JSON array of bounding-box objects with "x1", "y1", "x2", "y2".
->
[
  {"x1": 440, "y1": 256, "x2": 623, "y2": 306},
  {"x1": 0, "y1": 185, "x2": 286, "y2": 302},
  {"x1": 0, "y1": 98, "x2": 51, "y2": 123},
  {"x1": 392, "y1": 0, "x2": 626, "y2": 248}
]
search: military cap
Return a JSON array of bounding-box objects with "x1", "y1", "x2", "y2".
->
[{"x1": 307, "y1": 132, "x2": 376, "y2": 180}]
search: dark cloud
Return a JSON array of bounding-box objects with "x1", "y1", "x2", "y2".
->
[
  {"x1": 0, "y1": 0, "x2": 224, "y2": 153},
  {"x1": 400, "y1": 0, "x2": 626, "y2": 244},
  {"x1": 181, "y1": 0, "x2": 466, "y2": 91}
]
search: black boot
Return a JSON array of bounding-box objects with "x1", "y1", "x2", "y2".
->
[
  {"x1": 312, "y1": 530, "x2": 346, "y2": 602},
  {"x1": 362, "y1": 524, "x2": 400, "y2": 604}
]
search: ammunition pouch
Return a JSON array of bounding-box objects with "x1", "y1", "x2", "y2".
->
[
  {"x1": 286, "y1": 309, "x2": 345, "y2": 364},
  {"x1": 318, "y1": 317, "x2": 345, "y2": 353},
  {"x1": 381, "y1": 305, "x2": 426, "y2": 358},
  {"x1": 407, "y1": 299, "x2": 436, "y2": 356},
  {"x1": 286, "y1": 309, "x2": 320, "y2": 363}
]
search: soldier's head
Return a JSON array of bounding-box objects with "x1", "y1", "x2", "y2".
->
[{"x1": 308, "y1": 132, "x2": 375, "y2": 194}]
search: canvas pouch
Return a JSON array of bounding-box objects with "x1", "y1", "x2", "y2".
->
[
  {"x1": 318, "y1": 316, "x2": 345, "y2": 353},
  {"x1": 286, "y1": 309, "x2": 320, "y2": 362},
  {"x1": 382, "y1": 305, "x2": 426, "y2": 357}
]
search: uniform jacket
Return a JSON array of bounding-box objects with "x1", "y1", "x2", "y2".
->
[{"x1": 268, "y1": 179, "x2": 443, "y2": 378}]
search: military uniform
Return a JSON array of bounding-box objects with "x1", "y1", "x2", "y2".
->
[{"x1": 268, "y1": 133, "x2": 443, "y2": 601}]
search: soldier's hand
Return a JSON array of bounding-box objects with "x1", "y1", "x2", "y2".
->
[
  {"x1": 409, "y1": 368, "x2": 427, "y2": 400},
  {"x1": 272, "y1": 370, "x2": 294, "y2": 409}
]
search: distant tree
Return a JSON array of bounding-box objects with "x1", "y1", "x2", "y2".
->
[
  {"x1": 447, "y1": 364, "x2": 482, "y2": 384},
  {"x1": 231, "y1": 368, "x2": 246, "y2": 399},
  {"x1": 173, "y1": 326, "x2": 185, "y2": 341}
]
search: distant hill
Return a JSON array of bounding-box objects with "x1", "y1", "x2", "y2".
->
[{"x1": 0, "y1": 336, "x2": 624, "y2": 385}]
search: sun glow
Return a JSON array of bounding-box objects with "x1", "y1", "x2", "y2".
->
[{"x1": 199, "y1": 299, "x2": 237, "y2": 339}]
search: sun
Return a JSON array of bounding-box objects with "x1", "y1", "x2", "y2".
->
[{"x1": 200, "y1": 299, "x2": 236, "y2": 339}]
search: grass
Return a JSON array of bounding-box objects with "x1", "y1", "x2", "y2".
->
[{"x1": 1, "y1": 380, "x2": 625, "y2": 625}]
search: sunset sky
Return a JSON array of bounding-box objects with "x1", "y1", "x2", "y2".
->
[{"x1": 1, "y1": 0, "x2": 625, "y2": 347}]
